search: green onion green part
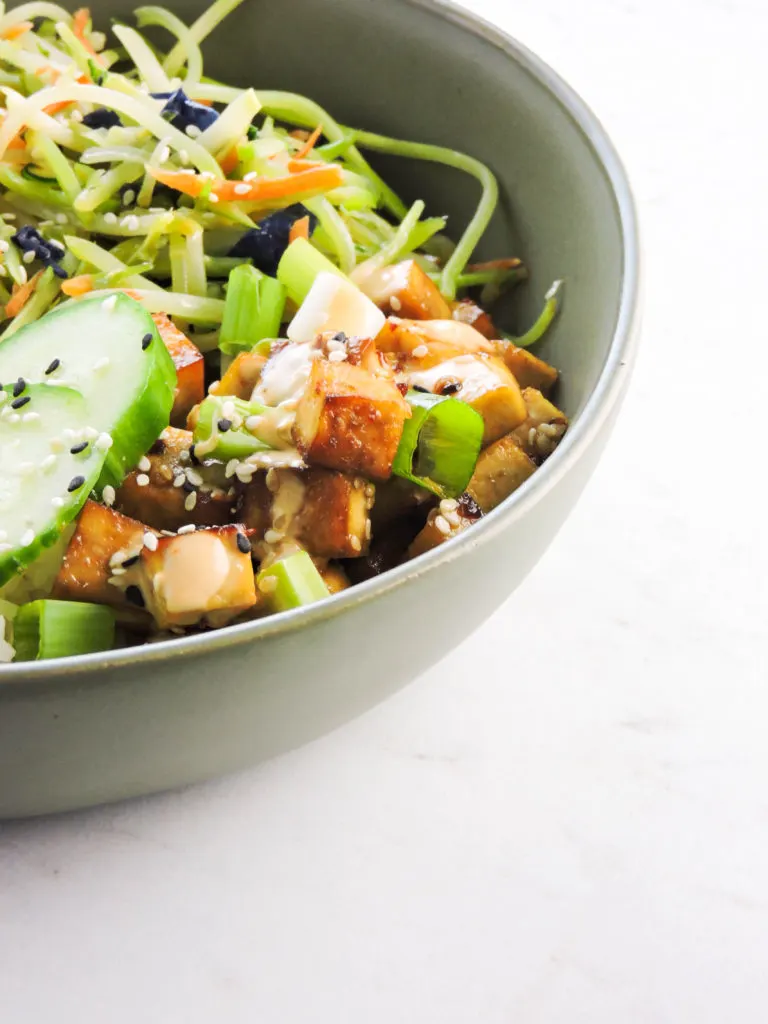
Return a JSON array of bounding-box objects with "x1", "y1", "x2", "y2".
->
[
  {"x1": 257, "y1": 551, "x2": 330, "y2": 612},
  {"x1": 219, "y1": 264, "x2": 285, "y2": 356},
  {"x1": 13, "y1": 600, "x2": 116, "y2": 661}
]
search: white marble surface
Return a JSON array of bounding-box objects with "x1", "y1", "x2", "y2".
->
[{"x1": 0, "y1": 1, "x2": 764, "y2": 1020}]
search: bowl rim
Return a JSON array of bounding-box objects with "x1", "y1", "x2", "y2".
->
[{"x1": 0, "y1": 0, "x2": 641, "y2": 686}]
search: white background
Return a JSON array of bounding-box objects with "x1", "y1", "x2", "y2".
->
[{"x1": 1, "y1": 1, "x2": 765, "y2": 1021}]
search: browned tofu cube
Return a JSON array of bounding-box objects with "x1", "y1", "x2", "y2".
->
[
  {"x1": 53, "y1": 500, "x2": 153, "y2": 612},
  {"x1": 241, "y1": 467, "x2": 373, "y2": 559},
  {"x1": 361, "y1": 260, "x2": 452, "y2": 320},
  {"x1": 466, "y1": 435, "x2": 537, "y2": 512},
  {"x1": 511, "y1": 388, "x2": 568, "y2": 460},
  {"x1": 496, "y1": 342, "x2": 558, "y2": 394},
  {"x1": 452, "y1": 299, "x2": 499, "y2": 340},
  {"x1": 115, "y1": 427, "x2": 232, "y2": 532},
  {"x1": 152, "y1": 313, "x2": 204, "y2": 425},
  {"x1": 136, "y1": 526, "x2": 257, "y2": 629},
  {"x1": 407, "y1": 498, "x2": 480, "y2": 559},
  {"x1": 293, "y1": 359, "x2": 411, "y2": 480},
  {"x1": 211, "y1": 349, "x2": 268, "y2": 400},
  {"x1": 376, "y1": 316, "x2": 496, "y2": 368},
  {"x1": 319, "y1": 562, "x2": 351, "y2": 594}
]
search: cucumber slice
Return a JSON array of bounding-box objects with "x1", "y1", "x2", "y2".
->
[
  {"x1": 0, "y1": 293, "x2": 176, "y2": 488},
  {"x1": 0, "y1": 385, "x2": 106, "y2": 586}
]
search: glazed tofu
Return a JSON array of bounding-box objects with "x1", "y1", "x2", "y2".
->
[
  {"x1": 376, "y1": 316, "x2": 496, "y2": 368},
  {"x1": 293, "y1": 359, "x2": 411, "y2": 480},
  {"x1": 407, "y1": 498, "x2": 481, "y2": 559},
  {"x1": 241, "y1": 467, "x2": 373, "y2": 559},
  {"x1": 114, "y1": 427, "x2": 232, "y2": 532},
  {"x1": 53, "y1": 500, "x2": 154, "y2": 613},
  {"x1": 135, "y1": 526, "x2": 257, "y2": 629},
  {"x1": 466, "y1": 435, "x2": 537, "y2": 512},
  {"x1": 152, "y1": 313, "x2": 204, "y2": 425},
  {"x1": 511, "y1": 388, "x2": 568, "y2": 460},
  {"x1": 211, "y1": 349, "x2": 268, "y2": 400},
  {"x1": 318, "y1": 561, "x2": 351, "y2": 594},
  {"x1": 496, "y1": 342, "x2": 558, "y2": 394},
  {"x1": 452, "y1": 299, "x2": 499, "y2": 340},
  {"x1": 359, "y1": 260, "x2": 452, "y2": 320}
]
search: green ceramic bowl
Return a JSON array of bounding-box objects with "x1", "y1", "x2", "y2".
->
[{"x1": 0, "y1": 0, "x2": 640, "y2": 817}]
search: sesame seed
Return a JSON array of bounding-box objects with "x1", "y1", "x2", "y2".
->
[
  {"x1": 412, "y1": 345, "x2": 428, "y2": 358},
  {"x1": 185, "y1": 124, "x2": 201, "y2": 138},
  {"x1": 217, "y1": 417, "x2": 232, "y2": 432},
  {"x1": 179, "y1": 149, "x2": 190, "y2": 165},
  {"x1": 158, "y1": 146, "x2": 170, "y2": 163},
  {"x1": 235, "y1": 465, "x2": 254, "y2": 483},
  {"x1": 12, "y1": 377, "x2": 25, "y2": 397},
  {"x1": 245, "y1": 415, "x2": 262, "y2": 432},
  {"x1": 56, "y1": 213, "x2": 69, "y2": 224},
  {"x1": 233, "y1": 182, "x2": 251, "y2": 195},
  {"x1": 41, "y1": 454, "x2": 57, "y2": 472},
  {"x1": 0, "y1": 265, "x2": 7, "y2": 277},
  {"x1": 102, "y1": 484, "x2": 116, "y2": 506},
  {"x1": 11, "y1": 395, "x2": 30, "y2": 409},
  {"x1": 185, "y1": 467, "x2": 203, "y2": 487},
  {"x1": 7, "y1": 413, "x2": 19, "y2": 424},
  {"x1": 44, "y1": 358, "x2": 61, "y2": 375},
  {"x1": 21, "y1": 411, "x2": 39, "y2": 424},
  {"x1": 434, "y1": 514, "x2": 451, "y2": 536},
  {"x1": 126, "y1": 215, "x2": 140, "y2": 231},
  {"x1": 102, "y1": 295, "x2": 118, "y2": 312},
  {"x1": 173, "y1": 474, "x2": 186, "y2": 488},
  {"x1": 19, "y1": 529, "x2": 34, "y2": 547},
  {"x1": 70, "y1": 441, "x2": 88, "y2": 454},
  {"x1": 176, "y1": 524, "x2": 196, "y2": 535},
  {"x1": 104, "y1": 212, "x2": 118, "y2": 225},
  {"x1": 143, "y1": 532, "x2": 158, "y2": 552},
  {"x1": 439, "y1": 498, "x2": 458, "y2": 514},
  {"x1": 365, "y1": 519, "x2": 372, "y2": 540},
  {"x1": 184, "y1": 490, "x2": 197, "y2": 511},
  {"x1": 444, "y1": 511, "x2": 461, "y2": 527},
  {"x1": 236, "y1": 532, "x2": 251, "y2": 554},
  {"x1": 141, "y1": 332, "x2": 153, "y2": 350},
  {"x1": 95, "y1": 432, "x2": 113, "y2": 451},
  {"x1": 121, "y1": 554, "x2": 140, "y2": 568},
  {"x1": 51, "y1": 496, "x2": 64, "y2": 508},
  {"x1": 349, "y1": 536, "x2": 362, "y2": 552},
  {"x1": 67, "y1": 475, "x2": 86, "y2": 492},
  {"x1": 122, "y1": 189, "x2": 136, "y2": 206},
  {"x1": 138, "y1": 455, "x2": 151, "y2": 472},
  {"x1": 22, "y1": 249, "x2": 36, "y2": 264},
  {"x1": 16, "y1": 265, "x2": 27, "y2": 285},
  {"x1": 258, "y1": 575, "x2": 278, "y2": 595},
  {"x1": 243, "y1": 171, "x2": 259, "y2": 182},
  {"x1": 208, "y1": 193, "x2": 219, "y2": 203},
  {"x1": 263, "y1": 529, "x2": 283, "y2": 545},
  {"x1": 93, "y1": 356, "x2": 110, "y2": 373},
  {"x1": 390, "y1": 296, "x2": 402, "y2": 311},
  {"x1": 221, "y1": 400, "x2": 235, "y2": 419},
  {"x1": 110, "y1": 566, "x2": 126, "y2": 577},
  {"x1": 125, "y1": 585, "x2": 145, "y2": 608},
  {"x1": 328, "y1": 350, "x2": 346, "y2": 363},
  {"x1": 224, "y1": 460, "x2": 238, "y2": 479}
]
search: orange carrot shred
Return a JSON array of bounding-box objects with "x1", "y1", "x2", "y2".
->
[
  {"x1": 5, "y1": 271, "x2": 43, "y2": 318},
  {"x1": 294, "y1": 124, "x2": 323, "y2": 162},
  {"x1": 61, "y1": 274, "x2": 94, "y2": 298},
  {"x1": 288, "y1": 216, "x2": 311, "y2": 244},
  {"x1": 73, "y1": 8, "x2": 103, "y2": 64},
  {"x1": 1, "y1": 21, "x2": 33, "y2": 40},
  {"x1": 150, "y1": 164, "x2": 344, "y2": 203},
  {"x1": 218, "y1": 144, "x2": 240, "y2": 176}
]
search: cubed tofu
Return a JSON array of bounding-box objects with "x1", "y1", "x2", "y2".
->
[
  {"x1": 293, "y1": 359, "x2": 411, "y2": 480},
  {"x1": 407, "y1": 353, "x2": 528, "y2": 445},
  {"x1": 114, "y1": 427, "x2": 232, "y2": 532},
  {"x1": 136, "y1": 526, "x2": 257, "y2": 629},
  {"x1": 376, "y1": 316, "x2": 496, "y2": 368},
  {"x1": 211, "y1": 349, "x2": 268, "y2": 400},
  {"x1": 319, "y1": 562, "x2": 351, "y2": 594},
  {"x1": 152, "y1": 313, "x2": 204, "y2": 425},
  {"x1": 496, "y1": 342, "x2": 558, "y2": 394},
  {"x1": 452, "y1": 299, "x2": 499, "y2": 340},
  {"x1": 511, "y1": 388, "x2": 568, "y2": 460},
  {"x1": 466, "y1": 435, "x2": 537, "y2": 512},
  {"x1": 358, "y1": 260, "x2": 452, "y2": 320},
  {"x1": 241, "y1": 467, "x2": 373, "y2": 559},
  {"x1": 407, "y1": 498, "x2": 480, "y2": 559},
  {"x1": 53, "y1": 500, "x2": 153, "y2": 613}
]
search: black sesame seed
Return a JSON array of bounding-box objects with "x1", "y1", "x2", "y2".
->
[
  {"x1": 217, "y1": 417, "x2": 232, "y2": 432},
  {"x1": 236, "y1": 532, "x2": 251, "y2": 554},
  {"x1": 148, "y1": 437, "x2": 166, "y2": 455},
  {"x1": 67, "y1": 475, "x2": 86, "y2": 492},
  {"x1": 141, "y1": 332, "x2": 153, "y2": 350},
  {"x1": 11, "y1": 395, "x2": 30, "y2": 409},
  {"x1": 412, "y1": 385, "x2": 430, "y2": 394},
  {"x1": 44, "y1": 358, "x2": 61, "y2": 375},
  {"x1": 12, "y1": 377, "x2": 25, "y2": 397},
  {"x1": 121, "y1": 554, "x2": 140, "y2": 568},
  {"x1": 332, "y1": 331, "x2": 348, "y2": 342},
  {"x1": 69, "y1": 441, "x2": 89, "y2": 455},
  {"x1": 125, "y1": 585, "x2": 145, "y2": 608},
  {"x1": 182, "y1": 480, "x2": 196, "y2": 493},
  {"x1": 440, "y1": 381, "x2": 462, "y2": 396}
]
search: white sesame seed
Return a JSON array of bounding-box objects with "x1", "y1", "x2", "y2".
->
[
  {"x1": 223, "y1": 460, "x2": 238, "y2": 479},
  {"x1": 184, "y1": 490, "x2": 198, "y2": 511},
  {"x1": 7, "y1": 413, "x2": 19, "y2": 425},
  {"x1": 178, "y1": 449, "x2": 190, "y2": 462},
  {"x1": 528, "y1": 427, "x2": 537, "y2": 446},
  {"x1": 122, "y1": 189, "x2": 136, "y2": 206},
  {"x1": 136, "y1": 473, "x2": 150, "y2": 487},
  {"x1": 0, "y1": 240, "x2": 8, "y2": 253},
  {"x1": 412, "y1": 344, "x2": 428, "y2": 358},
  {"x1": 104, "y1": 212, "x2": 118, "y2": 225},
  {"x1": 328, "y1": 349, "x2": 346, "y2": 363},
  {"x1": 95, "y1": 432, "x2": 113, "y2": 451},
  {"x1": 235, "y1": 465, "x2": 254, "y2": 483},
  {"x1": 245, "y1": 415, "x2": 263, "y2": 432},
  {"x1": 102, "y1": 484, "x2": 115, "y2": 506},
  {"x1": 143, "y1": 532, "x2": 158, "y2": 551},
  {"x1": 138, "y1": 455, "x2": 151, "y2": 472},
  {"x1": 185, "y1": 467, "x2": 203, "y2": 487},
  {"x1": 434, "y1": 514, "x2": 451, "y2": 536},
  {"x1": 22, "y1": 250, "x2": 36, "y2": 264},
  {"x1": 365, "y1": 519, "x2": 372, "y2": 540},
  {"x1": 179, "y1": 149, "x2": 190, "y2": 165},
  {"x1": 19, "y1": 529, "x2": 34, "y2": 547},
  {"x1": 0, "y1": 265, "x2": 7, "y2": 277},
  {"x1": 177, "y1": 523, "x2": 196, "y2": 534},
  {"x1": 102, "y1": 295, "x2": 118, "y2": 312},
  {"x1": 93, "y1": 356, "x2": 110, "y2": 373},
  {"x1": 21, "y1": 411, "x2": 40, "y2": 424},
  {"x1": 258, "y1": 574, "x2": 278, "y2": 595},
  {"x1": 158, "y1": 146, "x2": 170, "y2": 164},
  {"x1": 390, "y1": 295, "x2": 402, "y2": 311},
  {"x1": 41, "y1": 454, "x2": 57, "y2": 472},
  {"x1": 444, "y1": 511, "x2": 461, "y2": 528},
  {"x1": 264, "y1": 529, "x2": 283, "y2": 545},
  {"x1": 233, "y1": 182, "x2": 251, "y2": 195},
  {"x1": 440, "y1": 498, "x2": 458, "y2": 513},
  {"x1": 51, "y1": 496, "x2": 65, "y2": 508},
  {"x1": 126, "y1": 215, "x2": 140, "y2": 231},
  {"x1": 15, "y1": 265, "x2": 27, "y2": 285},
  {"x1": 208, "y1": 193, "x2": 220, "y2": 204},
  {"x1": 185, "y1": 124, "x2": 201, "y2": 138},
  {"x1": 243, "y1": 171, "x2": 258, "y2": 182},
  {"x1": 56, "y1": 213, "x2": 69, "y2": 224},
  {"x1": 222, "y1": 400, "x2": 235, "y2": 419},
  {"x1": 83, "y1": 427, "x2": 99, "y2": 440},
  {"x1": 349, "y1": 536, "x2": 362, "y2": 552},
  {"x1": 70, "y1": 109, "x2": 83, "y2": 123},
  {"x1": 173, "y1": 474, "x2": 186, "y2": 488},
  {"x1": 50, "y1": 436, "x2": 64, "y2": 452}
]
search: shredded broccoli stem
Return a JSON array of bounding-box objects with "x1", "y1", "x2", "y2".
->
[
  {"x1": 136, "y1": 6, "x2": 204, "y2": 84},
  {"x1": 163, "y1": 0, "x2": 246, "y2": 77},
  {"x1": 346, "y1": 129, "x2": 499, "y2": 301},
  {"x1": 510, "y1": 280, "x2": 563, "y2": 348}
]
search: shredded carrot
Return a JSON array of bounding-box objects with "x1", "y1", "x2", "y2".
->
[
  {"x1": 286, "y1": 158, "x2": 325, "y2": 174},
  {"x1": 1, "y1": 20, "x2": 33, "y2": 40},
  {"x1": 218, "y1": 144, "x2": 240, "y2": 176},
  {"x1": 5, "y1": 271, "x2": 43, "y2": 318},
  {"x1": 73, "y1": 8, "x2": 103, "y2": 64},
  {"x1": 196, "y1": 98, "x2": 214, "y2": 107},
  {"x1": 150, "y1": 164, "x2": 344, "y2": 203},
  {"x1": 61, "y1": 274, "x2": 94, "y2": 297},
  {"x1": 294, "y1": 124, "x2": 323, "y2": 162},
  {"x1": 288, "y1": 215, "x2": 311, "y2": 244},
  {"x1": 466, "y1": 258, "x2": 522, "y2": 272}
]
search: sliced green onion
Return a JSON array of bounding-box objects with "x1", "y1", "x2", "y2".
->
[
  {"x1": 219, "y1": 264, "x2": 285, "y2": 356},
  {"x1": 13, "y1": 600, "x2": 116, "y2": 661},
  {"x1": 64, "y1": 235, "x2": 162, "y2": 291},
  {"x1": 276, "y1": 236, "x2": 346, "y2": 305},
  {"x1": 192, "y1": 394, "x2": 273, "y2": 459},
  {"x1": 257, "y1": 551, "x2": 330, "y2": 613},
  {"x1": 392, "y1": 391, "x2": 484, "y2": 499},
  {"x1": 510, "y1": 280, "x2": 563, "y2": 349},
  {"x1": 198, "y1": 87, "x2": 260, "y2": 156}
]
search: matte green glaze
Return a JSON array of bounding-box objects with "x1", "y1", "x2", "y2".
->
[{"x1": 0, "y1": 0, "x2": 640, "y2": 817}]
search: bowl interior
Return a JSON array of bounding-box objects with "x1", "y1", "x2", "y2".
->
[{"x1": 128, "y1": 0, "x2": 627, "y2": 420}]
